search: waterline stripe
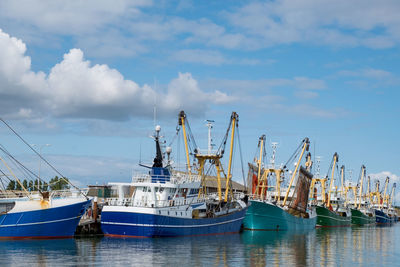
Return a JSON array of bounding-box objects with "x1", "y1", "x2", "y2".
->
[
  {"x1": 317, "y1": 214, "x2": 350, "y2": 222},
  {"x1": 0, "y1": 216, "x2": 80, "y2": 228},
  {"x1": 101, "y1": 216, "x2": 244, "y2": 228}
]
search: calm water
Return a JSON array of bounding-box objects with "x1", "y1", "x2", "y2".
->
[{"x1": 1, "y1": 224, "x2": 399, "y2": 266}]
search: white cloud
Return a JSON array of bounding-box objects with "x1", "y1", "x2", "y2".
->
[
  {"x1": 225, "y1": 0, "x2": 400, "y2": 49},
  {"x1": 369, "y1": 171, "x2": 400, "y2": 183},
  {"x1": 163, "y1": 72, "x2": 235, "y2": 114},
  {"x1": 0, "y1": 0, "x2": 151, "y2": 36},
  {"x1": 338, "y1": 68, "x2": 393, "y2": 79},
  {"x1": 1, "y1": 0, "x2": 400, "y2": 57},
  {"x1": 368, "y1": 171, "x2": 399, "y2": 203},
  {"x1": 0, "y1": 29, "x2": 233, "y2": 121},
  {"x1": 172, "y1": 49, "x2": 227, "y2": 65}
]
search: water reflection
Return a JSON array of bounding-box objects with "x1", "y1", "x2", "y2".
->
[
  {"x1": 241, "y1": 230, "x2": 314, "y2": 266},
  {"x1": 0, "y1": 225, "x2": 399, "y2": 266},
  {"x1": 0, "y1": 238, "x2": 77, "y2": 266}
]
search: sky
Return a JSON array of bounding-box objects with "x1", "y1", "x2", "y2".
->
[{"x1": 0, "y1": 0, "x2": 399, "y2": 200}]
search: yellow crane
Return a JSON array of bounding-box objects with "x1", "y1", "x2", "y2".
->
[
  {"x1": 178, "y1": 110, "x2": 239, "y2": 203},
  {"x1": 327, "y1": 153, "x2": 339, "y2": 208},
  {"x1": 252, "y1": 135, "x2": 284, "y2": 202},
  {"x1": 381, "y1": 177, "x2": 390, "y2": 209},
  {"x1": 282, "y1": 138, "x2": 310, "y2": 207}
]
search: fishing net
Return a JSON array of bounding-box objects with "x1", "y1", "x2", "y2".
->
[{"x1": 288, "y1": 166, "x2": 313, "y2": 214}]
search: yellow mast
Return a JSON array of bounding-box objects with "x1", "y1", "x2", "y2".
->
[
  {"x1": 256, "y1": 135, "x2": 265, "y2": 196},
  {"x1": 179, "y1": 111, "x2": 192, "y2": 175},
  {"x1": 381, "y1": 177, "x2": 389, "y2": 209},
  {"x1": 357, "y1": 165, "x2": 365, "y2": 209},
  {"x1": 224, "y1": 112, "x2": 238, "y2": 202},
  {"x1": 282, "y1": 138, "x2": 309, "y2": 207},
  {"x1": 367, "y1": 176, "x2": 371, "y2": 204},
  {"x1": 327, "y1": 153, "x2": 338, "y2": 207}
]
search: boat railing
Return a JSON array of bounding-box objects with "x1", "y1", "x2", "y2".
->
[
  {"x1": 131, "y1": 173, "x2": 201, "y2": 184},
  {"x1": 0, "y1": 190, "x2": 30, "y2": 199},
  {"x1": 50, "y1": 188, "x2": 89, "y2": 199},
  {"x1": 107, "y1": 197, "x2": 203, "y2": 208}
]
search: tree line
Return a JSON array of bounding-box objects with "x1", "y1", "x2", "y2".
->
[{"x1": 5, "y1": 176, "x2": 70, "y2": 191}]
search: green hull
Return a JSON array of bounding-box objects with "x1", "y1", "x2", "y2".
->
[
  {"x1": 243, "y1": 200, "x2": 316, "y2": 231},
  {"x1": 350, "y1": 209, "x2": 376, "y2": 225},
  {"x1": 315, "y1": 206, "x2": 351, "y2": 227}
]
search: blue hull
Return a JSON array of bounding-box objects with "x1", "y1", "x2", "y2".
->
[
  {"x1": 101, "y1": 208, "x2": 247, "y2": 237},
  {"x1": 375, "y1": 209, "x2": 393, "y2": 224},
  {"x1": 0, "y1": 199, "x2": 91, "y2": 238}
]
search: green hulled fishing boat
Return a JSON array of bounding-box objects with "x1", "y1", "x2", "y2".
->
[
  {"x1": 347, "y1": 166, "x2": 376, "y2": 225},
  {"x1": 315, "y1": 205, "x2": 351, "y2": 227},
  {"x1": 311, "y1": 153, "x2": 352, "y2": 227},
  {"x1": 350, "y1": 208, "x2": 375, "y2": 225},
  {"x1": 244, "y1": 137, "x2": 317, "y2": 231}
]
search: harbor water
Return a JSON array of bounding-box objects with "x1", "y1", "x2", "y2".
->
[{"x1": 1, "y1": 224, "x2": 399, "y2": 266}]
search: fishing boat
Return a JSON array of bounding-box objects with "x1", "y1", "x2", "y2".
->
[
  {"x1": 101, "y1": 111, "x2": 248, "y2": 237},
  {"x1": 0, "y1": 192, "x2": 91, "y2": 239},
  {"x1": 243, "y1": 137, "x2": 317, "y2": 231},
  {"x1": 310, "y1": 153, "x2": 351, "y2": 227},
  {"x1": 0, "y1": 119, "x2": 91, "y2": 238},
  {"x1": 371, "y1": 177, "x2": 394, "y2": 224},
  {"x1": 347, "y1": 166, "x2": 375, "y2": 225}
]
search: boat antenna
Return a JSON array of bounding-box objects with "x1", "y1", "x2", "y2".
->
[
  {"x1": 270, "y1": 142, "x2": 278, "y2": 169},
  {"x1": 153, "y1": 77, "x2": 158, "y2": 128},
  {"x1": 315, "y1": 156, "x2": 321, "y2": 178},
  {"x1": 205, "y1": 120, "x2": 215, "y2": 155}
]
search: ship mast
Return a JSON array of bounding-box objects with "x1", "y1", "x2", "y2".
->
[
  {"x1": 357, "y1": 165, "x2": 366, "y2": 209},
  {"x1": 179, "y1": 111, "x2": 192, "y2": 175},
  {"x1": 327, "y1": 152, "x2": 339, "y2": 207},
  {"x1": 206, "y1": 120, "x2": 215, "y2": 155},
  {"x1": 224, "y1": 112, "x2": 238, "y2": 202},
  {"x1": 381, "y1": 177, "x2": 389, "y2": 209},
  {"x1": 282, "y1": 138, "x2": 309, "y2": 207}
]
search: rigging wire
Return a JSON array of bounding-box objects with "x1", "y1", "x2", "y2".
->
[
  {"x1": 282, "y1": 139, "x2": 304, "y2": 171},
  {"x1": 0, "y1": 118, "x2": 86, "y2": 196},
  {"x1": 236, "y1": 126, "x2": 247, "y2": 192}
]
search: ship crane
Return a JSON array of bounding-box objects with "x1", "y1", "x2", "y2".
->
[
  {"x1": 381, "y1": 177, "x2": 390, "y2": 209},
  {"x1": 176, "y1": 110, "x2": 241, "y2": 203},
  {"x1": 310, "y1": 153, "x2": 338, "y2": 207}
]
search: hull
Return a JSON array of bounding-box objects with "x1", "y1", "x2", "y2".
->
[
  {"x1": 0, "y1": 199, "x2": 91, "y2": 238},
  {"x1": 375, "y1": 209, "x2": 392, "y2": 224},
  {"x1": 101, "y1": 207, "x2": 247, "y2": 237},
  {"x1": 243, "y1": 200, "x2": 316, "y2": 231},
  {"x1": 350, "y1": 209, "x2": 375, "y2": 225},
  {"x1": 316, "y1": 206, "x2": 351, "y2": 227}
]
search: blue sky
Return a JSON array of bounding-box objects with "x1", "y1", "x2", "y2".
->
[{"x1": 0, "y1": 0, "x2": 399, "y2": 200}]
